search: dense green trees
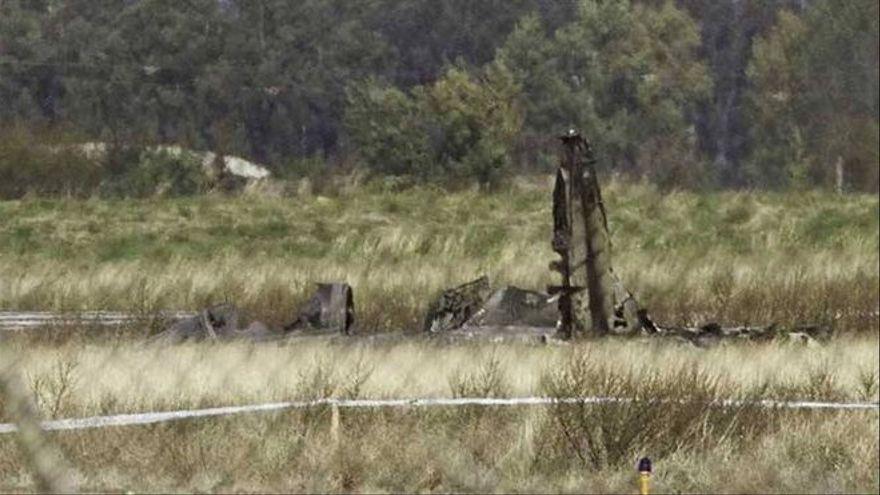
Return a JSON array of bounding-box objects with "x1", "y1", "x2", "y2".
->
[
  {"x1": 346, "y1": 63, "x2": 522, "y2": 187},
  {"x1": 746, "y1": 0, "x2": 879, "y2": 191},
  {"x1": 0, "y1": 0, "x2": 877, "y2": 191},
  {"x1": 498, "y1": 0, "x2": 711, "y2": 187}
]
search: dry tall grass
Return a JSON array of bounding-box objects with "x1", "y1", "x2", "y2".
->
[
  {"x1": 1, "y1": 338, "x2": 878, "y2": 418},
  {"x1": 0, "y1": 180, "x2": 877, "y2": 332},
  {"x1": 0, "y1": 338, "x2": 877, "y2": 493},
  {"x1": 0, "y1": 180, "x2": 877, "y2": 492}
]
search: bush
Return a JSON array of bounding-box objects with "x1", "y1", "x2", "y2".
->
[
  {"x1": 0, "y1": 125, "x2": 103, "y2": 199},
  {"x1": 344, "y1": 81, "x2": 433, "y2": 179},
  {"x1": 100, "y1": 148, "x2": 208, "y2": 198},
  {"x1": 345, "y1": 63, "x2": 523, "y2": 189},
  {"x1": 541, "y1": 351, "x2": 776, "y2": 470},
  {"x1": 0, "y1": 126, "x2": 211, "y2": 199}
]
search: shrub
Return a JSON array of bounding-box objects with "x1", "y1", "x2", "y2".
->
[
  {"x1": 0, "y1": 125, "x2": 102, "y2": 199},
  {"x1": 0, "y1": 126, "x2": 211, "y2": 199},
  {"x1": 541, "y1": 351, "x2": 776, "y2": 469},
  {"x1": 345, "y1": 63, "x2": 523, "y2": 189},
  {"x1": 448, "y1": 351, "x2": 510, "y2": 399},
  {"x1": 344, "y1": 80, "x2": 433, "y2": 179},
  {"x1": 101, "y1": 148, "x2": 208, "y2": 198}
]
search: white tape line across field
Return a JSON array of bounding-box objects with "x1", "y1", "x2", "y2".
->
[
  {"x1": 0, "y1": 397, "x2": 877, "y2": 434},
  {"x1": 3, "y1": 309, "x2": 878, "y2": 331},
  {"x1": 0, "y1": 311, "x2": 194, "y2": 331}
]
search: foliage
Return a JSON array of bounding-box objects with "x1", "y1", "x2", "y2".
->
[
  {"x1": 0, "y1": 123, "x2": 212, "y2": 199},
  {"x1": 542, "y1": 353, "x2": 776, "y2": 469},
  {"x1": 0, "y1": 125, "x2": 102, "y2": 199},
  {"x1": 344, "y1": 81, "x2": 432, "y2": 178},
  {"x1": 498, "y1": 0, "x2": 712, "y2": 188},
  {"x1": 449, "y1": 351, "x2": 510, "y2": 398},
  {"x1": 746, "y1": 0, "x2": 880, "y2": 191},
  {"x1": 0, "y1": 0, "x2": 877, "y2": 191},
  {"x1": 0, "y1": 0, "x2": 394, "y2": 162},
  {"x1": 346, "y1": 63, "x2": 523, "y2": 188},
  {"x1": 101, "y1": 148, "x2": 209, "y2": 198}
]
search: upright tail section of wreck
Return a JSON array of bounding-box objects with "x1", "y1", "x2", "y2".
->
[{"x1": 550, "y1": 130, "x2": 646, "y2": 339}]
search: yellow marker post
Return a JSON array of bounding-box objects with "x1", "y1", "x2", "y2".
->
[{"x1": 637, "y1": 457, "x2": 652, "y2": 495}]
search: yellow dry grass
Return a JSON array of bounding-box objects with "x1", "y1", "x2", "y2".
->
[
  {"x1": 0, "y1": 180, "x2": 877, "y2": 492},
  {"x1": 0, "y1": 180, "x2": 877, "y2": 331},
  {"x1": 1, "y1": 337, "x2": 877, "y2": 418},
  {"x1": 0, "y1": 337, "x2": 878, "y2": 493}
]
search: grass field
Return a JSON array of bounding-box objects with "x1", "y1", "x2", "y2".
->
[
  {"x1": 1, "y1": 337, "x2": 878, "y2": 493},
  {"x1": 0, "y1": 179, "x2": 878, "y2": 492},
  {"x1": 0, "y1": 179, "x2": 877, "y2": 332},
  {"x1": 3, "y1": 337, "x2": 879, "y2": 417}
]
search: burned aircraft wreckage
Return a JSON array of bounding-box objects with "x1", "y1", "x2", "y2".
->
[{"x1": 156, "y1": 131, "x2": 829, "y2": 346}]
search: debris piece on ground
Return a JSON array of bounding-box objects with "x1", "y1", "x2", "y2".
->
[
  {"x1": 463, "y1": 286, "x2": 557, "y2": 328},
  {"x1": 648, "y1": 322, "x2": 744, "y2": 348},
  {"x1": 236, "y1": 321, "x2": 277, "y2": 341},
  {"x1": 644, "y1": 322, "x2": 832, "y2": 348},
  {"x1": 783, "y1": 332, "x2": 820, "y2": 347},
  {"x1": 609, "y1": 272, "x2": 655, "y2": 334},
  {"x1": 439, "y1": 325, "x2": 558, "y2": 345},
  {"x1": 423, "y1": 276, "x2": 492, "y2": 333},
  {"x1": 209, "y1": 152, "x2": 271, "y2": 179},
  {"x1": 285, "y1": 283, "x2": 355, "y2": 335},
  {"x1": 791, "y1": 324, "x2": 833, "y2": 342},
  {"x1": 154, "y1": 303, "x2": 265, "y2": 343}
]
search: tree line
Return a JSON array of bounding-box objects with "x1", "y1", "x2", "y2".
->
[{"x1": 0, "y1": 0, "x2": 877, "y2": 192}]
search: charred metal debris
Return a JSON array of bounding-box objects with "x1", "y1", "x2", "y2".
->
[{"x1": 154, "y1": 131, "x2": 831, "y2": 347}]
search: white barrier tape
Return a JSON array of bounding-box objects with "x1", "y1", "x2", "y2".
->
[
  {"x1": 723, "y1": 399, "x2": 880, "y2": 410},
  {"x1": 4, "y1": 309, "x2": 878, "y2": 329},
  {"x1": 0, "y1": 396, "x2": 876, "y2": 434},
  {"x1": 0, "y1": 311, "x2": 194, "y2": 331},
  {"x1": 0, "y1": 311, "x2": 193, "y2": 319}
]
